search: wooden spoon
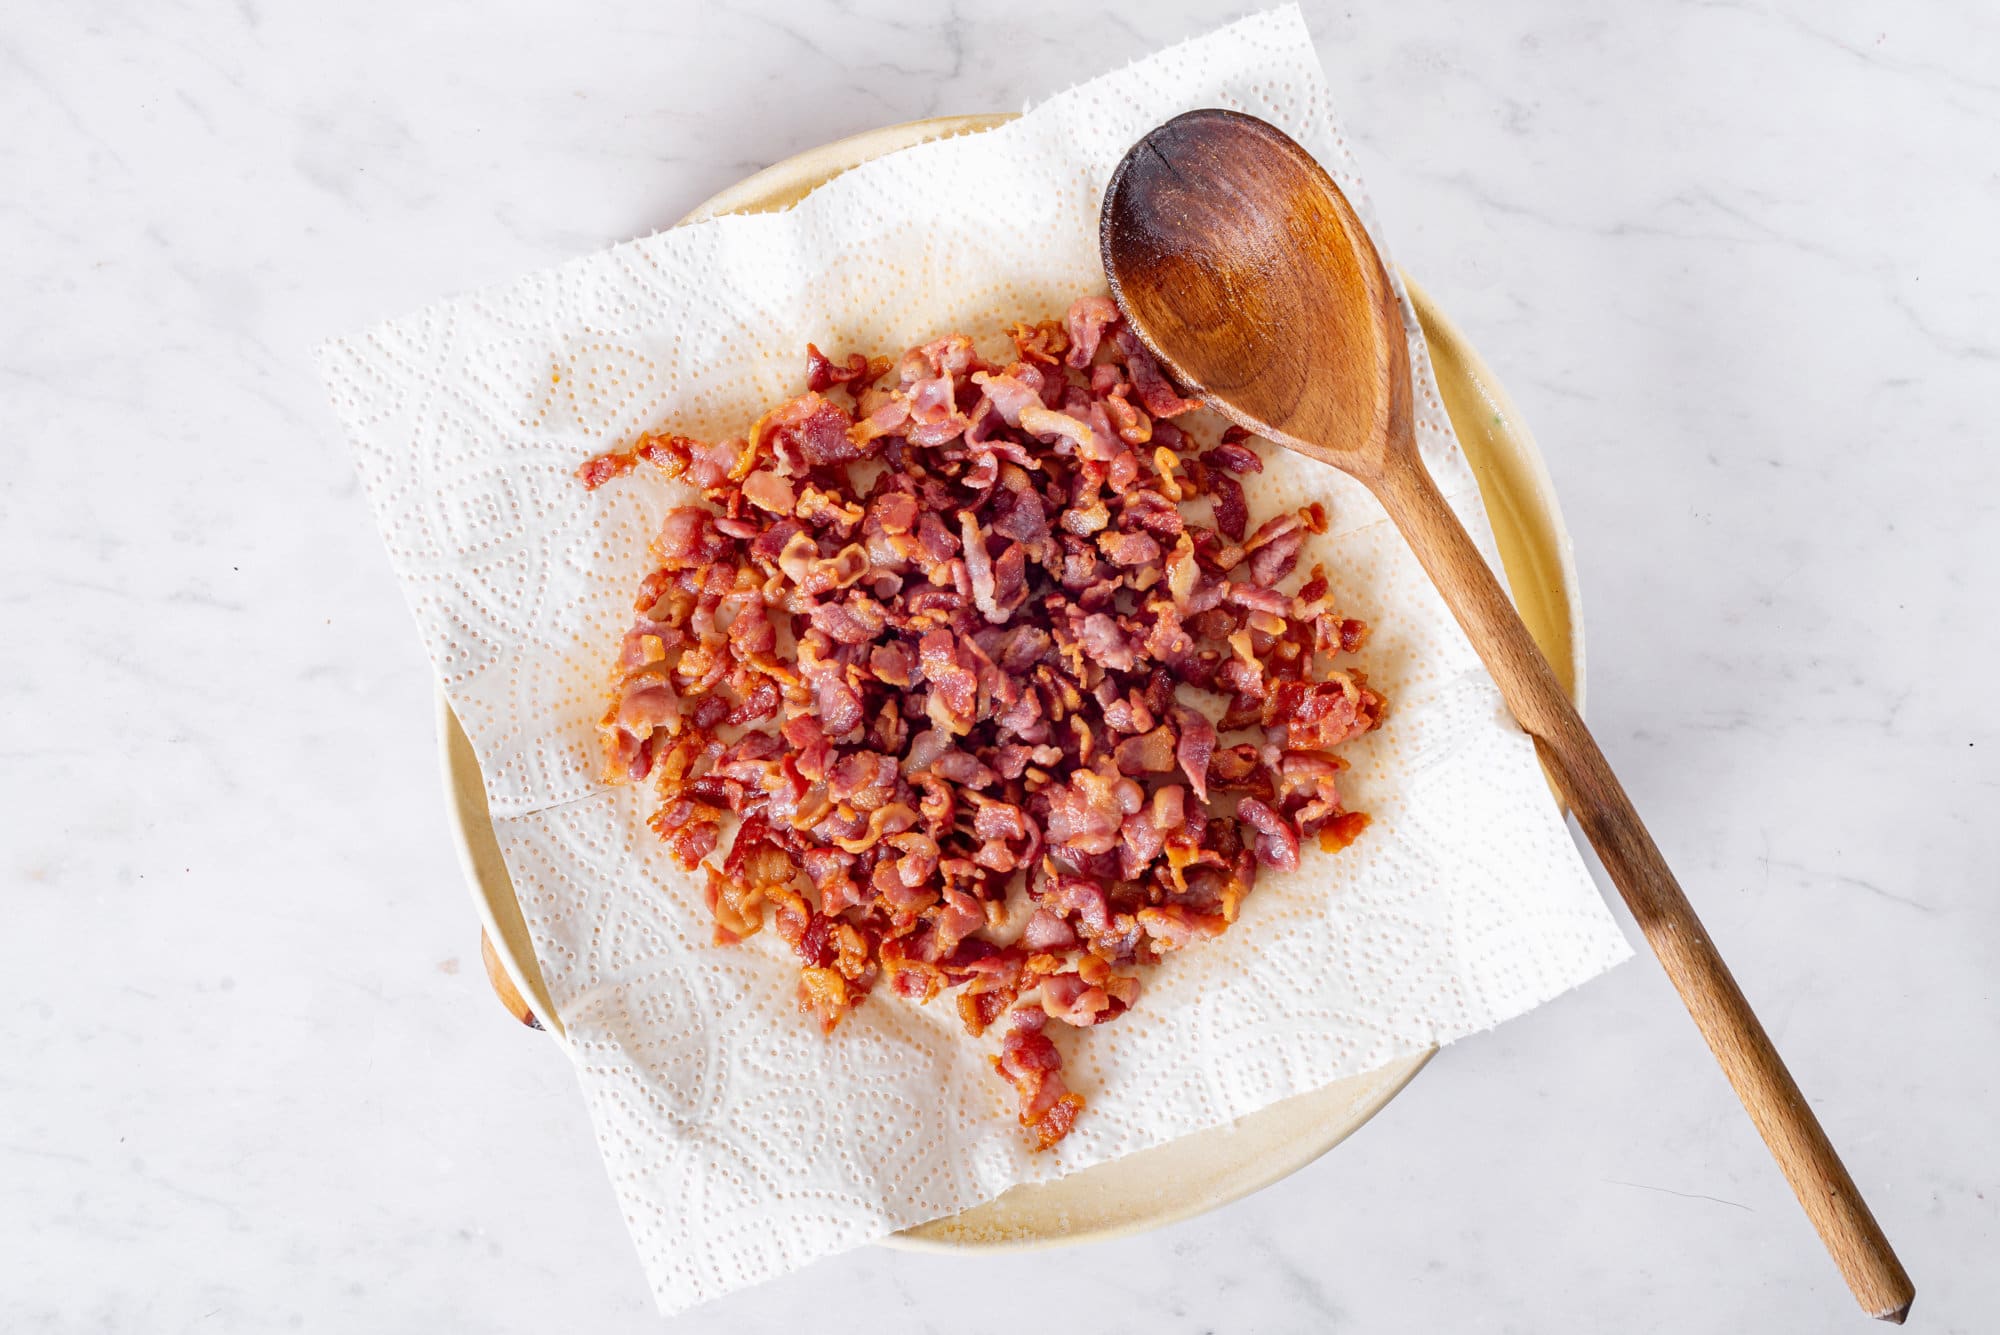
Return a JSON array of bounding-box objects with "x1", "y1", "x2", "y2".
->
[{"x1": 1101, "y1": 108, "x2": 1912, "y2": 1323}]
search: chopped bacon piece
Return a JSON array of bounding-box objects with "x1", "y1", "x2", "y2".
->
[
  {"x1": 1018, "y1": 404, "x2": 1101, "y2": 458},
  {"x1": 806, "y1": 343, "x2": 887, "y2": 396},
  {"x1": 754, "y1": 391, "x2": 861, "y2": 473},
  {"x1": 798, "y1": 967, "x2": 854, "y2": 1034},
  {"x1": 1267, "y1": 677, "x2": 1387, "y2": 750},
  {"x1": 1112, "y1": 724, "x2": 1177, "y2": 775},
  {"x1": 1235, "y1": 796, "x2": 1302, "y2": 873},
  {"x1": 1318, "y1": 809, "x2": 1372, "y2": 854},
  {"x1": 1209, "y1": 430, "x2": 1265, "y2": 474},
  {"x1": 1006, "y1": 318, "x2": 1069, "y2": 367},
  {"x1": 919, "y1": 628, "x2": 980, "y2": 735},
  {"x1": 1097, "y1": 529, "x2": 1162, "y2": 567},
  {"x1": 1208, "y1": 472, "x2": 1250, "y2": 543},
  {"x1": 1042, "y1": 763, "x2": 1138, "y2": 856},
  {"x1": 1172, "y1": 705, "x2": 1217, "y2": 802},
  {"x1": 1064, "y1": 295, "x2": 1120, "y2": 370},
  {"x1": 1022, "y1": 907, "x2": 1078, "y2": 952},
  {"x1": 577, "y1": 450, "x2": 636, "y2": 490},
  {"x1": 1113, "y1": 329, "x2": 1200, "y2": 418},
  {"x1": 576, "y1": 432, "x2": 703, "y2": 490},
  {"x1": 994, "y1": 1009, "x2": 1084, "y2": 1150},
  {"x1": 971, "y1": 365, "x2": 1045, "y2": 427}
]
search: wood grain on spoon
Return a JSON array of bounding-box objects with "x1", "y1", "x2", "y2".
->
[{"x1": 1101, "y1": 108, "x2": 1913, "y2": 1324}]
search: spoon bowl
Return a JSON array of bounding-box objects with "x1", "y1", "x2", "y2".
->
[{"x1": 1102, "y1": 108, "x2": 1409, "y2": 480}]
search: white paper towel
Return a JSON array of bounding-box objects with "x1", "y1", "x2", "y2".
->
[{"x1": 319, "y1": 6, "x2": 1631, "y2": 1314}]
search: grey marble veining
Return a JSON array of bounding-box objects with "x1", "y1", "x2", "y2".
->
[{"x1": 2, "y1": 2, "x2": 1994, "y2": 1330}]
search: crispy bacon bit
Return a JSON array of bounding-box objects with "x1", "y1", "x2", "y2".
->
[
  {"x1": 1097, "y1": 529, "x2": 1162, "y2": 567},
  {"x1": 576, "y1": 432, "x2": 703, "y2": 490},
  {"x1": 1235, "y1": 795, "x2": 1301, "y2": 872},
  {"x1": 1112, "y1": 724, "x2": 1177, "y2": 775},
  {"x1": 994, "y1": 1009, "x2": 1084, "y2": 1151},
  {"x1": 577, "y1": 450, "x2": 636, "y2": 490},
  {"x1": 1065, "y1": 295, "x2": 1120, "y2": 370},
  {"x1": 798, "y1": 967, "x2": 854, "y2": 1034},
  {"x1": 581, "y1": 296, "x2": 1385, "y2": 1149},
  {"x1": 1039, "y1": 961, "x2": 1139, "y2": 1027},
  {"x1": 1268, "y1": 677, "x2": 1388, "y2": 750},
  {"x1": 1007, "y1": 318, "x2": 1069, "y2": 367},
  {"x1": 1208, "y1": 471, "x2": 1250, "y2": 543},
  {"x1": 1209, "y1": 429, "x2": 1265, "y2": 474},
  {"x1": 1318, "y1": 809, "x2": 1372, "y2": 853},
  {"x1": 1172, "y1": 705, "x2": 1218, "y2": 802},
  {"x1": 806, "y1": 343, "x2": 887, "y2": 396},
  {"x1": 1113, "y1": 329, "x2": 1201, "y2": 418},
  {"x1": 755, "y1": 391, "x2": 861, "y2": 473}
]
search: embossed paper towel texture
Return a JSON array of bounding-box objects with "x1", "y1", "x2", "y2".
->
[{"x1": 319, "y1": 5, "x2": 1630, "y2": 1315}]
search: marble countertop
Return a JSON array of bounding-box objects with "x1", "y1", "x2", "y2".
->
[{"x1": 5, "y1": 2, "x2": 1995, "y2": 1330}]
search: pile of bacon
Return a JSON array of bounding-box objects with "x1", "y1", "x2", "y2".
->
[{"x1": 578, "y1": 296, "x2": 1385, "y2": 1149}]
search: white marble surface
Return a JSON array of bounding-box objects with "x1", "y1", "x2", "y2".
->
[{"x1": 4, "y1": 1, "x2": 1995, "y2": 1330}]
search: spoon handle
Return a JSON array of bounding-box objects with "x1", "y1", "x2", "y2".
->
[{"x1": 1370, "y1": 457, "x2": 1914, "y2": 1323}]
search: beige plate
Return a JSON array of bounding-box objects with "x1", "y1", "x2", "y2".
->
[{"x1": 438, "y1": 114, "x2": 1584, "y2": 1252}]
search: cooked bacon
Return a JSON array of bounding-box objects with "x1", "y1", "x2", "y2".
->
[
  {"x1": 686, "y1": 436, "x2": 745, "y2": 490},
  {"x1": 754, "y1": 391, "x2": 860, "y2": 473},
  {"x1": 1209, "y1": 471, "x2": 1249, "y2": 543},
  {"x1": 576, "y1": 431, "x2": 705, "y2": 490},
  {"x1": 919, "y1": 628, "x2": 980, "y2": 735},
  {"x1": 850, "y1": 392, "x2": 911, "y2": 447},
  {"x1": 806, "y1": 595, "x2": 883, "y2": 646},
  {"x1": 740, "y1": 468, "x2": 796, "y2": 515},
  {"x1": 990, "y1": 542, "x2": 1029, "y2": 619},
  {"x1": 1120, "y1": 488, "x2": 1183, "y2": 538},
  {"x1": 654, "y1": 799, "x2": 724, "y2": 872},
  {"x1": 1022, "y1": 907, "x2": 1079, "y2": 952},
  {"x1": 796, "y1": 484, "x2": 864, "y2": 536},
  {"x1": 798, "y1": 966, "x2": 854, "y2": 1034},
  {"x1": 1042, "y1": 763, "x2": 1140, "y2": 856},
  {"x1": 1267, "y1": 677, "x2": 1387, "y2": 749},
  {"x1": 655, "y1": 506, "x2": 732, "y2": 567},
  {"x1": 1039, "y1": 874, "x2": 1112, "y2": 935},
  {"x1": 1113, "y1": 329, "x2": 1200, "y2": 418},
  {"x1": 906, "y1": 374, "x2": 972, "y2": 448},
  {"x1": 826, "y1": 750, "x2": 899, "y2": 811},
  {"x1": 1172, "y1": 704, "x2": 1217, "y2": 802},
  {"x1": 994, "y1": 1009, "x2": 1083, "y2": 1150},
  {"x1": 1039, "y1": 963, "x2": 1139, "y2": 1027},
  {"x1": 934, "y1": 750, "x2": 996, "y2": 789},
  {"x1": 1018, "y1": 404, "x2": 1100, "y2": 458},
  {"x1": 580, "y1": 295, "x2": 1385, "y2": 1150},
  {"x1": 906, "y1": 333, "x2": 978, "y2": 382},
  {"x1": 971, "y1": 364, "x2": 1045, "y2": 427},
  {"x1": 1246, "y1": 511, "x2": 1309, "y2": 586},
  {"x1": 1318, "y1": 809, "x2": 1372, "y2": 853},
  {"x1": 1208, "y1": 429, "x2": 1265, "y2": 474},
  {"x1": 932, "y1": 886, "x2": 985, "y2": 958},
  {"x1": 1235, "y1": 795, "x2": 1302, "y2": 873},
  {"x1": 1073, "y1": 612, "x2": 1136, "y2": 672},
  {"x1": 1112, "y1": 724, "x2": 1177, "y2": 775},
  {"x1": 1065, "y1": 295, "x2": 1120, "y2": 370},
  {"x1": 1006, "y1": 318, "x2": 1069, "y2": 368},
  {"x1": 1101, "y1": 691, "x2": 1153, "y2": 735},
  {"x1": 1097, "y1": 529, "x2": 1162, "y2": 567},
  {"x1": 1223, "y1": 582, "x2": 1291, "y2": 616},
  {"x1": 805, "y1": 343, "x2": 886, "y2": 396},
  {"x1": 1136, "y1": 903, "x2": 1224, "y2": 952}
]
